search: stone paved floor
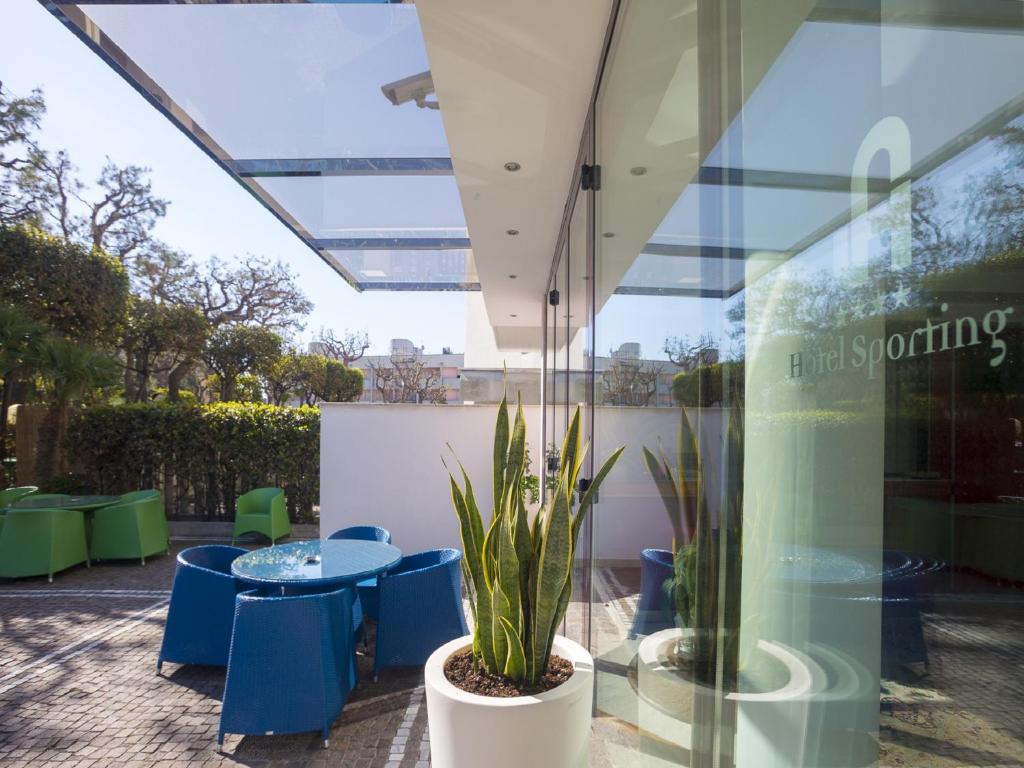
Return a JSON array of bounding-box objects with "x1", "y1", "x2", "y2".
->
[
  {"x1": 0, "y1": 542, "x2": 431, "y2": 768},
  {"x1": 3, "y1": 544, "x2": 1023, "y2": 767}
]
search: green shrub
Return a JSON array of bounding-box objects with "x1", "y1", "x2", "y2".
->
[
  {"x1": 66, "y1": 401, "x2": 319, "y2": 523},
  {"x1": 672, "y1": 361, "x2": 744, "y2": 407}
]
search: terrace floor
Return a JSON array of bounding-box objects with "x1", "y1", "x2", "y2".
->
[{"x1": 1, "y1": 542, "x2": 1023, "y2": 767}]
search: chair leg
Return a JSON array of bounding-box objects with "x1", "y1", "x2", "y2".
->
[
  {"x1": 156, "y1": 659, "x2": 163, "y2": 674},
  {"x1": 141, "y1": 556, "x2": 146, "y2": 566},
  {"x1": 48, "y1": 573, "x2": 53, "y2": 583}
]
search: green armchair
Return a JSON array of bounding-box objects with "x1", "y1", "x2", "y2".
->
[
  {"x1": 0, "y1": 486, "x2": 38, "y2": 537},
  {"x1": 0, "y1": 507, "x2": 89, "y2": 582},
  {"x1": 232, "y1": 487, "x2": 290, "y2": 545},
  {"x1": 90, "y1": 493, "x2": 170, "y2": 564},
  {"x1": 0, "y1": 486, "x2": 38, "y2": 509}
]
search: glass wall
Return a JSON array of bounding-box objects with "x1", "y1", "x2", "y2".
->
[{"x1": 580, "y1": 1, "x2": 1024, "y2": 766}]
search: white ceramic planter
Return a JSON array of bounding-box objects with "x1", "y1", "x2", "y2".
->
[{"x1": 425, "y1": 634, "x2": 594, "y2": 768}]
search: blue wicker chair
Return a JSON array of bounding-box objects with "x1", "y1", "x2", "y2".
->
[
  {"x1": 327, "y1": 525, "x2": 393, "y2": 620},
  {"x1": 373, "y1": 548, "x2": 467, "y2": 681},
  {"x1": 157, "y1": 545, "x2": 246, "y2": 672},
  {"x1": 629, "y1": 548, "x2": 676, "y2": 639},
  {"x1": 218, "y1": 585, "x2": 357, "y2": 748}
]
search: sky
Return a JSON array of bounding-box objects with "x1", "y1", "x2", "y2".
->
[{"x1": 0, "y1": 0, "x2": 465, "y2": 356}]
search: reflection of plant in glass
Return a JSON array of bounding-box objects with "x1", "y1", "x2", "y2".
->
[{"x1": 642, "y1": 405, "x2": 744, "y2": 692}]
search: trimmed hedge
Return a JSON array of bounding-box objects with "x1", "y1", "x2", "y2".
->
[
  {"x1": 66, "y1": 402, "x2": 319, "y2": 523},
  {"x1": 672, "y1": 361, "x2": 744, "y2": 407}
]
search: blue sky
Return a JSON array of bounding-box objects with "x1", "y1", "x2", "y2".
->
[{"x1": 0, "y1": 0, "x2": 465, "y2": 356}]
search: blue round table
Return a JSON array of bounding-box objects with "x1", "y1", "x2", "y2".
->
[{"x1": 231, "y1": 539, "x2": 402, "y2": 590}]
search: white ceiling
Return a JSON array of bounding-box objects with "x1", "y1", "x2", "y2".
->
[{"x1": 416, "y1": 0, "x2": 613, "y2": 343}]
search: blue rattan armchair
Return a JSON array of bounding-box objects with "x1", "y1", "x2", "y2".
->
[
  {"x1": 218, "y1": 585, "x2": 357, "y2": 748},
  {"x1": 327, "y1": 525, "x2": 393, "y2": 620},
  {"x1": 157, "y1": 545, "x2": 246, "y2": 672},
  {"x1": 629, "y1": 548, "x2": 676, "y2": 639},
  {"x1": 373, "y1": 548, "x2": 467, "y2": 681}
]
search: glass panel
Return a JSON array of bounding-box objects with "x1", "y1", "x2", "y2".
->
[
  {"x1": 588, "y1": 1, "x2": 1024, "y2": 767},
  {"x1": 325, "y1": 248, "x2": 476, "y2": 288},
  {"x1": 81, "y1": 3, "x2": 449, "y2": 159},
  {"x1": 256, "y1": 175, "x2": 467, "y2": 240}
]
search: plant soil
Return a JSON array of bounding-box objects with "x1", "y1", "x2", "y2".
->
[{"x1": 444, "y1": 649, "x2": 573, "y2": 697}]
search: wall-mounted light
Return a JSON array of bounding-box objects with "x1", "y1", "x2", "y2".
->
[
  {"x1": 506, "y1": 229, "x2": 519, "y2": 236},
  {"x1": 504, "y1": 161, "x2": 521, "y2": 172},
  {"x1": 508, "y1": 274, "x2": 518, "y2": 279},
  {"x1": 630, "y1": 166, "x2": 647, "y2": 176}
]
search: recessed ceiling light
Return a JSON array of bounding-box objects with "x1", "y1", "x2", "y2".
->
[
  {"x1": 506, "y1": 229, "x2": 519, "y2": 236},
  {"x1": 508, "y1": 274, "x2": 518, "y2": 279},
  {"x1": 602, "y1": 232, "x2": 615, "y2": 238},
  {"x1": 630, "y1": 166, "x2": 647, "y2": 176},
  {"x1": 504, "y1": 161, "x2": 521, "y2": 172}
]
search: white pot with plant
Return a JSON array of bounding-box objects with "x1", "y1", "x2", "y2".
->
[{"x1": 425, "y1": 395, "x2": 624, "y2": 768}]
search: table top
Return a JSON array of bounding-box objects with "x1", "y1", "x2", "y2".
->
[
  {"x1": 10, "y1": 495, "x2": 121, "y2": 511},
  {"x1": 231, "y1": 539, "x2": 403, "y2": 587}
]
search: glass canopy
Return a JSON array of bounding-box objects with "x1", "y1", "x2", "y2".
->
[{"x1": 43, "y1": 0, "x2": 477, "y2": 291}]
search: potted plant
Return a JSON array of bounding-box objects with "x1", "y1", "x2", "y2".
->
[{"x1": 425, "y1": 395, "x2": 624, "y2": 768}]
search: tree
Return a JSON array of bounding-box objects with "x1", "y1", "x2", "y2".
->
[
  {"x1": 601, "y1": 357, "x2": 661, "y2": 406},
  {"x1": 265, "y1": 352, "x2": 363, "y2": 406},
  {"x1": 0, "y1": 84, "x2": 45, "y2": 226},
  {"x1": 137, "y1": 248, "x2": 312, "y2": 399},
  {"x1": 34, "y1": 337, "x2": 119, "y2": 480},
  {"x1": 0, "y1": 305, "x2": 46, "y2": 477},
  {"x1": 315, "y1": 328, "x2": 370, "y2": 365},
  {"x1": 139, "y1": 250, "x2": 312, "y2": 330},
  {"x1": 0, "y1": 224, "x2": 129, "y2": 345},
  {"x1": 18, "y1": 153, "x2": 168, "y2": 262},
  {"x1": 203, "y1": 325, "x2": 283, "y2": 402},
  {"x1": 664, "y1": 333, "x2": 719, "y2": 371},
  {"x1": 312, "y1": 358, "x2": 363, "y2": 404},
  {"x1": 368, "y1": 351, "x2": 447, "y2": 404},
  {"x1": 121, "y1": 299, "x2": 209, "y2": 402}
]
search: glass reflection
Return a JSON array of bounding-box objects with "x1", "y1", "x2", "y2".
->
[{"x1": 588, "y1": 1, "x2": 1024, "y2": 767}]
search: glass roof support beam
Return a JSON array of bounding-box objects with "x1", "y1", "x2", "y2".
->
[
  {"x1": 58, "y1": 1, "x2": 404, "y2": 6},
  {"x1": 808, "y1": 0, "x2": 1024, "y2": 33},
  {"x1": 227, "y1": 157, "x2": 454, "y2": 178},
  {"x1": 314, "y1": 237, "x2": 472, "y2": 250},
  {"x1": 698, "y1": 165, "x2": 894, "y2": 194}
]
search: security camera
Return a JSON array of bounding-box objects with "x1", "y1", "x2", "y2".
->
[{"x1": 381, "y1": 70, "x2": 439, "y2": 110}]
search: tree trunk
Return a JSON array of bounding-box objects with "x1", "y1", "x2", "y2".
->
[
  {"x1": 137, "y1": 361, "x2": 151, "y2": 401},
  {"x1": 0, "y1": 378, "x2": 13, "y2": 482},
  {"x1": 35, "y1": 403, "x2": 66, "y2": 482},
  {"x1": 167, "y1": 359, "x2": 193, "y2": 402}
]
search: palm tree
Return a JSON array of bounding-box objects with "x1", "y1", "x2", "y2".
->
[
  {"x1": 34, "y1": 337, "x2": 118, "y2": 480},
  {"x1": 0, "y1": 305, "x2": 46, "y2": 479}
]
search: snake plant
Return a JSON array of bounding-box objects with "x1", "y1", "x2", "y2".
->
[{"x1": 446, "y1": 395, "x2": 624, "y2": 685}]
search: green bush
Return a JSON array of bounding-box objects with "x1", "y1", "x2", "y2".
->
[
  {"x1": 66, "y1": 401, "x2": 319, "y2": 523},
  {"x1": 672, "y1": 361, "x2": 744, "y2": 407}
]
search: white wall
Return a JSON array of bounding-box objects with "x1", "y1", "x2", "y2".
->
[
  {"x1": 320, "y1": 403, "x2": 724, "y2": 561},
  {"x1": 320, "y1": 403, "x2": 541, "y2": 554}
]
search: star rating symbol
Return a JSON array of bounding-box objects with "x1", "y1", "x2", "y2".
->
[
  {"x1": 871, "y1": 291, "x2": 886, "y2": 315},
  {"x1": 891, "y1": 282, "x2": 912, "y2": 309}
]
